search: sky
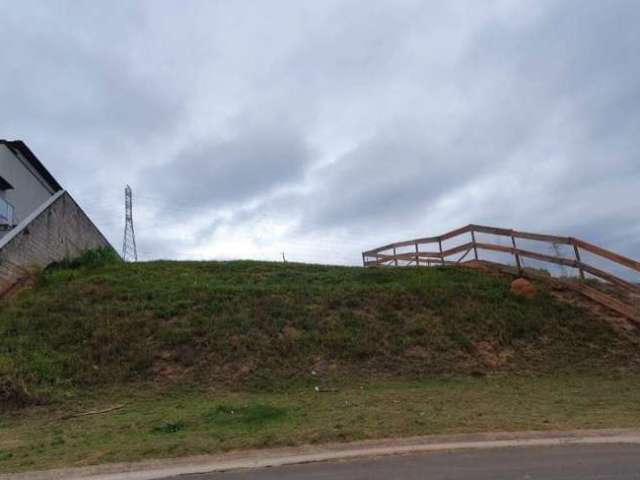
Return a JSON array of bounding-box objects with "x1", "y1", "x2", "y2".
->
[{"x1": 1, "y1": 0, "x2": 639, "y2": 265}]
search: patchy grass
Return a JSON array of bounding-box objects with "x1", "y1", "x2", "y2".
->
[
  {"x1": 1, "y1": 258, "x2": 639, "y2": 472},
  {"x1": 1, "y1": 374, "x2": 640, "y2": 472},
  {"x1": 1, "y1": 259, "x2": 638, "y2": 406}
]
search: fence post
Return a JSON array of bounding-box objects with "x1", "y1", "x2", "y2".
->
[
  {"x1": 470, "y1": 229, "x2": 479, "y2": 260},
  {"x1": 511, "y1": 232, "x2": 523, "y2": 274},
  {"x1": 571, "y1": 238, "x2": 585, "y2": 280},
  {"x1": 393, "y1": 247, "x2": 398, "y2": 267},
  {"x1": 415, "y1": 243, "x2": 420, "y2": 267},
  {"x1": 438, "y1": 238, "x2": 445, "y2": 265}
]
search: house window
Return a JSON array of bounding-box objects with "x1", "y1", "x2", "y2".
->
[
  {"x1": 0, "y1": 177, "x2": 15, "y2": 225},
  {"x1": 0, "y1": 197, "x2": 14, "y2": 225}
]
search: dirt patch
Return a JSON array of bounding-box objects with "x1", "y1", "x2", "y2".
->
[
  {"x1": 550, "y1": 285, "x2": 640, "y2": 342},
  {"x1": 0, "y1": 275, "x2": 36, "y2": 301},
  {"x1": 473, "y1": 341, "x2": 513, "y2": 369},
  {"x1": 510, "y1": 278, "x2": 537, "y2": 298},
  {"x1": 151, "y1": 351, "x2": 190, "y2": 382},
  {"x1": 282, "y1": 326, "x2": 302, "y2": 340},
  {"x1": 404, "y1": 345, "x2": 431, "y2": 359},
  {"x1": 311, "y1": 357, "x2": 339, "y2": 375}
]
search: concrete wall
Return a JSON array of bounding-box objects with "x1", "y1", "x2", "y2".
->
[
  {"x1": 0, "y1": 190, "x2": 113, "y2": 294},
  {"x1": 0, "y1": 144, "x2": 56, "y2": 225}
]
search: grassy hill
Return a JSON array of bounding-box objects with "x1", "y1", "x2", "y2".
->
[
  {"x1": 1, "y1": 250, "x2": 638, "y2": 406},
  {"x1": 2, "y1": 250, "x2": 640, "y2": 472}
]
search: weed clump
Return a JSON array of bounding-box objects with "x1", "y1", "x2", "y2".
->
[
  {"x1": 151, "y1": 421, "x2": 186, "y2": 434},
  {"x1": 46, "y1": 247, "x2": 121, "y2": 271}
]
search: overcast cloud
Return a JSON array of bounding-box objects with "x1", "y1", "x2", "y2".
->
[{"x1": 1, "y1": 0, "x2": 638, "y2": 264}]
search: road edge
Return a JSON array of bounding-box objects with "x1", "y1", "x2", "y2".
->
[{"x1": 4, "y1": 429, "x2": 640, "y2": 480}]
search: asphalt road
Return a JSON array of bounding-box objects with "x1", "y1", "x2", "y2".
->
[{"x1": 167, "y1": 444, "x2": 640, "y2": 480}]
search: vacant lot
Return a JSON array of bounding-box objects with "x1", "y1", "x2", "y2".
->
[{"x1": 1, "y1": 253, "x2": 639, "y2": 472}]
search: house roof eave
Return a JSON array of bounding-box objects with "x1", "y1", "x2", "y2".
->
[{"x1": 0, "y1": 139, "x2": 63, "y2": 192}]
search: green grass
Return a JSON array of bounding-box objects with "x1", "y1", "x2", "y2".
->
[
  {"x1": 1, "y1": 255, "x2": 640, "y2": 472},
  {"x1": 1, "y1": 257, "x2": 638, "y2": 406},
  {"x1": 2, "y1": 374, "x2": 640, "y2": 473}
]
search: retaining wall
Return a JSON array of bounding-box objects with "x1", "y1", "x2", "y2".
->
[{"x1": 0, "y1": 190, "x2": 113, "y2": 294}]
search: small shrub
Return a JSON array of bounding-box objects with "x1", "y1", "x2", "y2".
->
[
  {"x1": 151, "y1": 421, "x2": 186, "y2": 434},
  {"x1": 46, "y1": 247, "x2": 121, "y2": 271}
]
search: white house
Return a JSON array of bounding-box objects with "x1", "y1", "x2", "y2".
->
[
  {"x1": 0, "y1": 139, "x2": 112, "y2": 294},
  {"x1": 0, "y1": 140, "x2": 62, "y2": 239}
]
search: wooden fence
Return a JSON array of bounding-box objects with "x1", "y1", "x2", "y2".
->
[{"x1": 362, "y1": 224, "x2": 640, "y2": 322}]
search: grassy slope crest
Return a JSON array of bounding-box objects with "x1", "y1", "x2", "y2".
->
[{"x1": 1, "y1": 250, "x2": 638, "y2": 405}]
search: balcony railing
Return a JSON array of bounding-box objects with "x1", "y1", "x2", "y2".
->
[{"x1": 0, "y1": 197, "x2": 15, "y2": 227}]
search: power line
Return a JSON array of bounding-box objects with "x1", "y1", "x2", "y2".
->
[{"x1": 122, "y1": 185, "x2": 138, "y2": 262}]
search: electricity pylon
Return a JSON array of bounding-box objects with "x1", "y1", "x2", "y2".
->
[{"x1": 122, "y1": 185, "x2": 138, "y2": 262}]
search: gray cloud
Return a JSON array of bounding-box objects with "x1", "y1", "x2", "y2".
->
[
  {"x1": 1, "y1": 0, "x2": 639, "y2": 265},
  {"x1": 1, "y1": 2, "x2": 184, "y2": 139},
  {"x1": 143, "y1": 119, "x2": 313, "y2": 212},
  {"x1": 284, "y1": 0, "x2": 640, "y2": 258}
]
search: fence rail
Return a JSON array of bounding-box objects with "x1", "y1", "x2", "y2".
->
[{"x1": 362, "y1": 224, "x2": 640, "y2": 297}]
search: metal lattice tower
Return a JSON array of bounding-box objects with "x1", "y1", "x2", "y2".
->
[{"x1": 122, "y1": 185, "x2": 138, "y2": 262}]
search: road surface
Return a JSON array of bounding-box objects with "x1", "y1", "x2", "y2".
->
[{"x1": 165, "y1": 444, "x2": 640, "y2": 480}]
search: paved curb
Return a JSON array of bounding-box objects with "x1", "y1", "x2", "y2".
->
[{"x1": 3, "y1": 429, "x2": 640, "y2": 480}]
